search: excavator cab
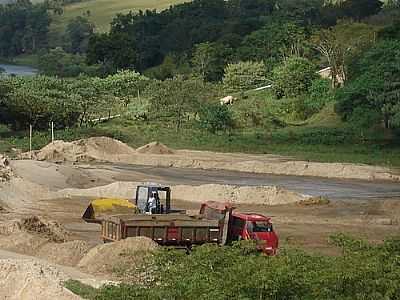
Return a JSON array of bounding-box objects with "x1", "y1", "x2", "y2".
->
[
  {"x1": 135, "y1": 185, "x2": 171, "y2": 214},
  {"x1": 82, "y1": 184, "x2": 177, "y2": 223}
]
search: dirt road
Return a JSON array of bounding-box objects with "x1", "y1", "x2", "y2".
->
[{"x1": 80, "y1": 163, "x2": 400, "y2": 200}]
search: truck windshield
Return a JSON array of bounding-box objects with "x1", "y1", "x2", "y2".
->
[{"x1": 248, "y1": 222, "x2": 273, "y2": 232}]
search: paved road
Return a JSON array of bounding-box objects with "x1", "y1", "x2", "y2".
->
[{"x1": 92, "y1": 163, "x2": 400, "y2": 200}]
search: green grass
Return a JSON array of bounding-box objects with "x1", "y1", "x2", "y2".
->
[{"x1": 52, "y1": 0, "x2": 187, "y2": 34}]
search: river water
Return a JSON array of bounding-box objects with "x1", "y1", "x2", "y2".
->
[{"x1": 0, "y1": 63, "x2": 38, "y2": 76}]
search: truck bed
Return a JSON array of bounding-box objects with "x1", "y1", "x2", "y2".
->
[{"x1": 102, "y1": 214, "x2": 224, "y2": 246}]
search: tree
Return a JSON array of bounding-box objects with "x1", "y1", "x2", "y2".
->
[
  {"x1": 38, "y1": 47, "x2": 103, "y2": 77},
  {"x1": 236, "y1": 21, "x2": 309, "y2": 65},
  {"x1": 191, "y1": 42, "x2": 231, "y2": 82},
  {"x1": 66, "y1": 16, "x2": 95, "y2": 54},
  {"x1": 222, "y1": 61, "x2": 268, "y2": 93},
  {"x1": 272, "y1": 57, "x2": 317, "y2": 98},
  {"x1": 146, "y1": 76, "x2": 218, "y2": 131},
  {"x1": 69, "y1": 76, "x2": 107, "y2": 127},
  {"x1": 0, "y1": 0, "x2": 51, "y2": 56},
  {"x1": 335, "y1": 40, "x2": 400, "y2": 130},
  {"x1": 314, "y1": 21, "x2": 377, "y2": 88},
  {"x1": 324, "y1": 0, "x2": 383, "y2": 20},
  {"x1": 1, "y1": 76, "x2": 80, "y2": 129}
]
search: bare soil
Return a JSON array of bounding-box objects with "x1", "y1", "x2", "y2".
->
[
  {"x1": 1, "y1": 139, "x2": 400, "y2": 297},
  {"x1": 21, "y1": 138, "x2": 400, "y2": 181}
]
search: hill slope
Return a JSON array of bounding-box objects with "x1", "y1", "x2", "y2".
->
[{"x1": 53, "y1": 0, "x2": 188, "y2": 33}]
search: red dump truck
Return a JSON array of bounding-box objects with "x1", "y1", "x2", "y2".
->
[{"x1": 101, "y1": 201, "x2": 278, "y2": 255}]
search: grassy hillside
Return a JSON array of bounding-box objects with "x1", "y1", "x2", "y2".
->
[{"x1": 52, "y1": 0, "x2": 188, "y2": 33}]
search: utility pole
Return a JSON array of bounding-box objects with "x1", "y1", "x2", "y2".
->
[
  {"x1": 29, "y1": 124, "x2": 32, "y2": 159},
  {"x1": 51, "y1": 121, "x2": 54, "y2": 143}
]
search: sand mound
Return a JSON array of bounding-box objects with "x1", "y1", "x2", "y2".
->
[
  {"x1": 23, "y1": 137, "x2": 136, "y2": 163},
  {"x1": 0, "y1": 259, "x2": 81, "y2": 300},
  {"x1": 0, "y1": 216, "x2": 70, "y2": 255},
  {"x1": 21, "y1": 216, "x2": 69, "y2": 242},
  {"x1": 60, "y1": 181, "x2": 310, "y2": 205},
  {"x1": 136, "y1": 141, "x2": 175, "y2": 155},
  {"x1": 38, "y1": 240, "x2": 91, "y2": 266},
  {"x1": 0, "y1": 177, "x2": 55, "y2": 209},
  {"x1": 0, "y1": 154, "x2": 12, "y2": 182},
  {"x1": 78, "y1": 237, "x2": 157, "y2": 276}
]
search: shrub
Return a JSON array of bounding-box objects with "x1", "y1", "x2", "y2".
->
[
  {"x1": 199, "y1": 103, "x2": 234, "y2": 134},
  {"x1": 303, "y1": 78, "x2": 335, "y2": 117},
  {"x1": 272, "y1": 56, "x2": 317, "y2": 98},
  {"x1": 222, "y1": 61, "x2": 268, "y2": 93}
]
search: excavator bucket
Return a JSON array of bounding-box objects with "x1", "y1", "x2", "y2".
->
[{"x1": 82, "y1": 198, "x2": 139, "y2": 224}]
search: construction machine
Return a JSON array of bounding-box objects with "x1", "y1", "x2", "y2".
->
[{"x1": 82, "y1": 184, "x2": 183, "y2": 223}]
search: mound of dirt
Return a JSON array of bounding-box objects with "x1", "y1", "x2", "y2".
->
[
  {"x1": 0, "y1": 154, "x2": 12, "y2": 182},
  {"x1": 136, "y1": 141, "x2": 175, "y2": 155},
  {"x1": 38, "y1": 240, "x2": 91, "y2": 267},
  {"x1": 78, "y1": 237, "x2": 157, "y2": 276},
  {"x1": 173, "y1": 184, "x2": 309, "y2": 205},
  {"x1": 23, "y1": 137, "x2": 136, "y2": 163},
  {"x1": 60, "y1": 181, "x2": 310, "y2": 205},
  {"x1": 22, "y1": 216, "x2": 69, "y2": 242},
  {"x1": 0, "y1": 171, "x2": 57, "y2": 209},
  {"x1": 0, "y1": 259, "x2": 81, "y2": 300},
  {"x1": 0, "y1": 216, "x2": 69, "y2": 255}
]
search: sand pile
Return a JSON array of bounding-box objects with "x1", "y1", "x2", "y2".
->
[
  {"x1": 0, "y1": 259, "x2": 81, "y2": 300},
  {"x1": 38, "y1": 240, "x2": 91, "y2": 266},
  {"x1": 172, "y1": 184, "x2": 308, "y2": 205},
  {"x1": 0, "y1": 177, "x2": 55, "y2": 209},
  {"x1": 21, "y1": 215, "x2": 69, "y2": 242},
  {"x1": 136, "y1": 141, "x2": 175, "y2": 155},
  {"x1": 0, "y1": 154, "x2": 12, "y2": 182},
  {"x1": 78, "y1": 237, "x2": 157, "y2": 276},
  {"x1": 59, "y1": 181, "x2": 310, "y2": 205},
  {"x1": 0, "y1": 216, "x2": 69, "y2": 255},
  {"x1": 23, "y1": 137, "x2": 136, "y2": 163}
]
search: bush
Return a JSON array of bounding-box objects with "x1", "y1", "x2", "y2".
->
[
  {"x1": 303, "y1": 78, "x2": 335, "y2": 117},
  {"x1": 222, "y1": 61, "x2": 268, "y2": 93},
  {"x1": 69, "y1": 236, "x2": 400, "y2": 300},
  {"x1": 272, "y1": 56, "x2": 317, "y2": 98},
  {"x1": 199, "y1": 103, "x2": 234, "y2": 134}
]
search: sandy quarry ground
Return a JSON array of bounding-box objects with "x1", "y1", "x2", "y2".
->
[
  {"x1": 21, "y1": 137, "x2": 400, "y2": 181},
  {"x1": 0, "y1": 138, "x2": 399, "y2": 298}
]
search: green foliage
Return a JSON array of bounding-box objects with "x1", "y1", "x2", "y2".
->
[
  {"x1": 69, "y1": 236, "x2": 400, "y2": 300},
  {"x1": 66, "y1": 16, "x2": 95, "y2": 54},
  {"x1": 199, "y1": 103, "x2": 234, "y2": 134},
  {"x1": 0, "y1": 0, "x2": 51, "y2": 57},
  {"x1": 272, "y1": 56, "x2": 317, "y2": 98},
  {"x1": 191, "y1": 42, "x2": 232, "y2": 82},
  {"x1": 336, "y1": 40, "x2": 400, "y2": 130},
  {"x1": 303, "y1": 78, "x2": 335, "y2": 116},
  {"x1": 1, "y1": 76, "x2": 80, "y2": 129},
  {"x1": 0, "y1": 73, "x2": 139, "y2": 129},
  {"x1": 38, "y1": 47, "x2": 104, "y2": 77},
  {"x1": 222, "y1": 61, "x2": 268, "y2": 93},
  {"x1": 146, "y1": 76, "x2": 220, "y2": 131},
  {"x1": 237, "y1": 21, "x2": 310, "y2": 65},
  {"x1": 314, "y1": 21, "x2": 378, "y2": 88}
]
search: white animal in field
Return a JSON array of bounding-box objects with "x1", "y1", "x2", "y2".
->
[{"x1": 220, "y1": 95, "x2": 236, "y2": 105}]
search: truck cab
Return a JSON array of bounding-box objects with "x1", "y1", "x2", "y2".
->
[{"x1": 229, "y1": 213, "x2": 278, "y2": 255}]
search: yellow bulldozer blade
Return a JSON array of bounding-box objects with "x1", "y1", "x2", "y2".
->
[{"x1": 82, "y1": 198, "x2": 138, "y2": 223}]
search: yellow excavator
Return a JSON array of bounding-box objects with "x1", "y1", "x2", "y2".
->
[{"x1": 82, "y1": 184, "x2": 177, "y2": 223}]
